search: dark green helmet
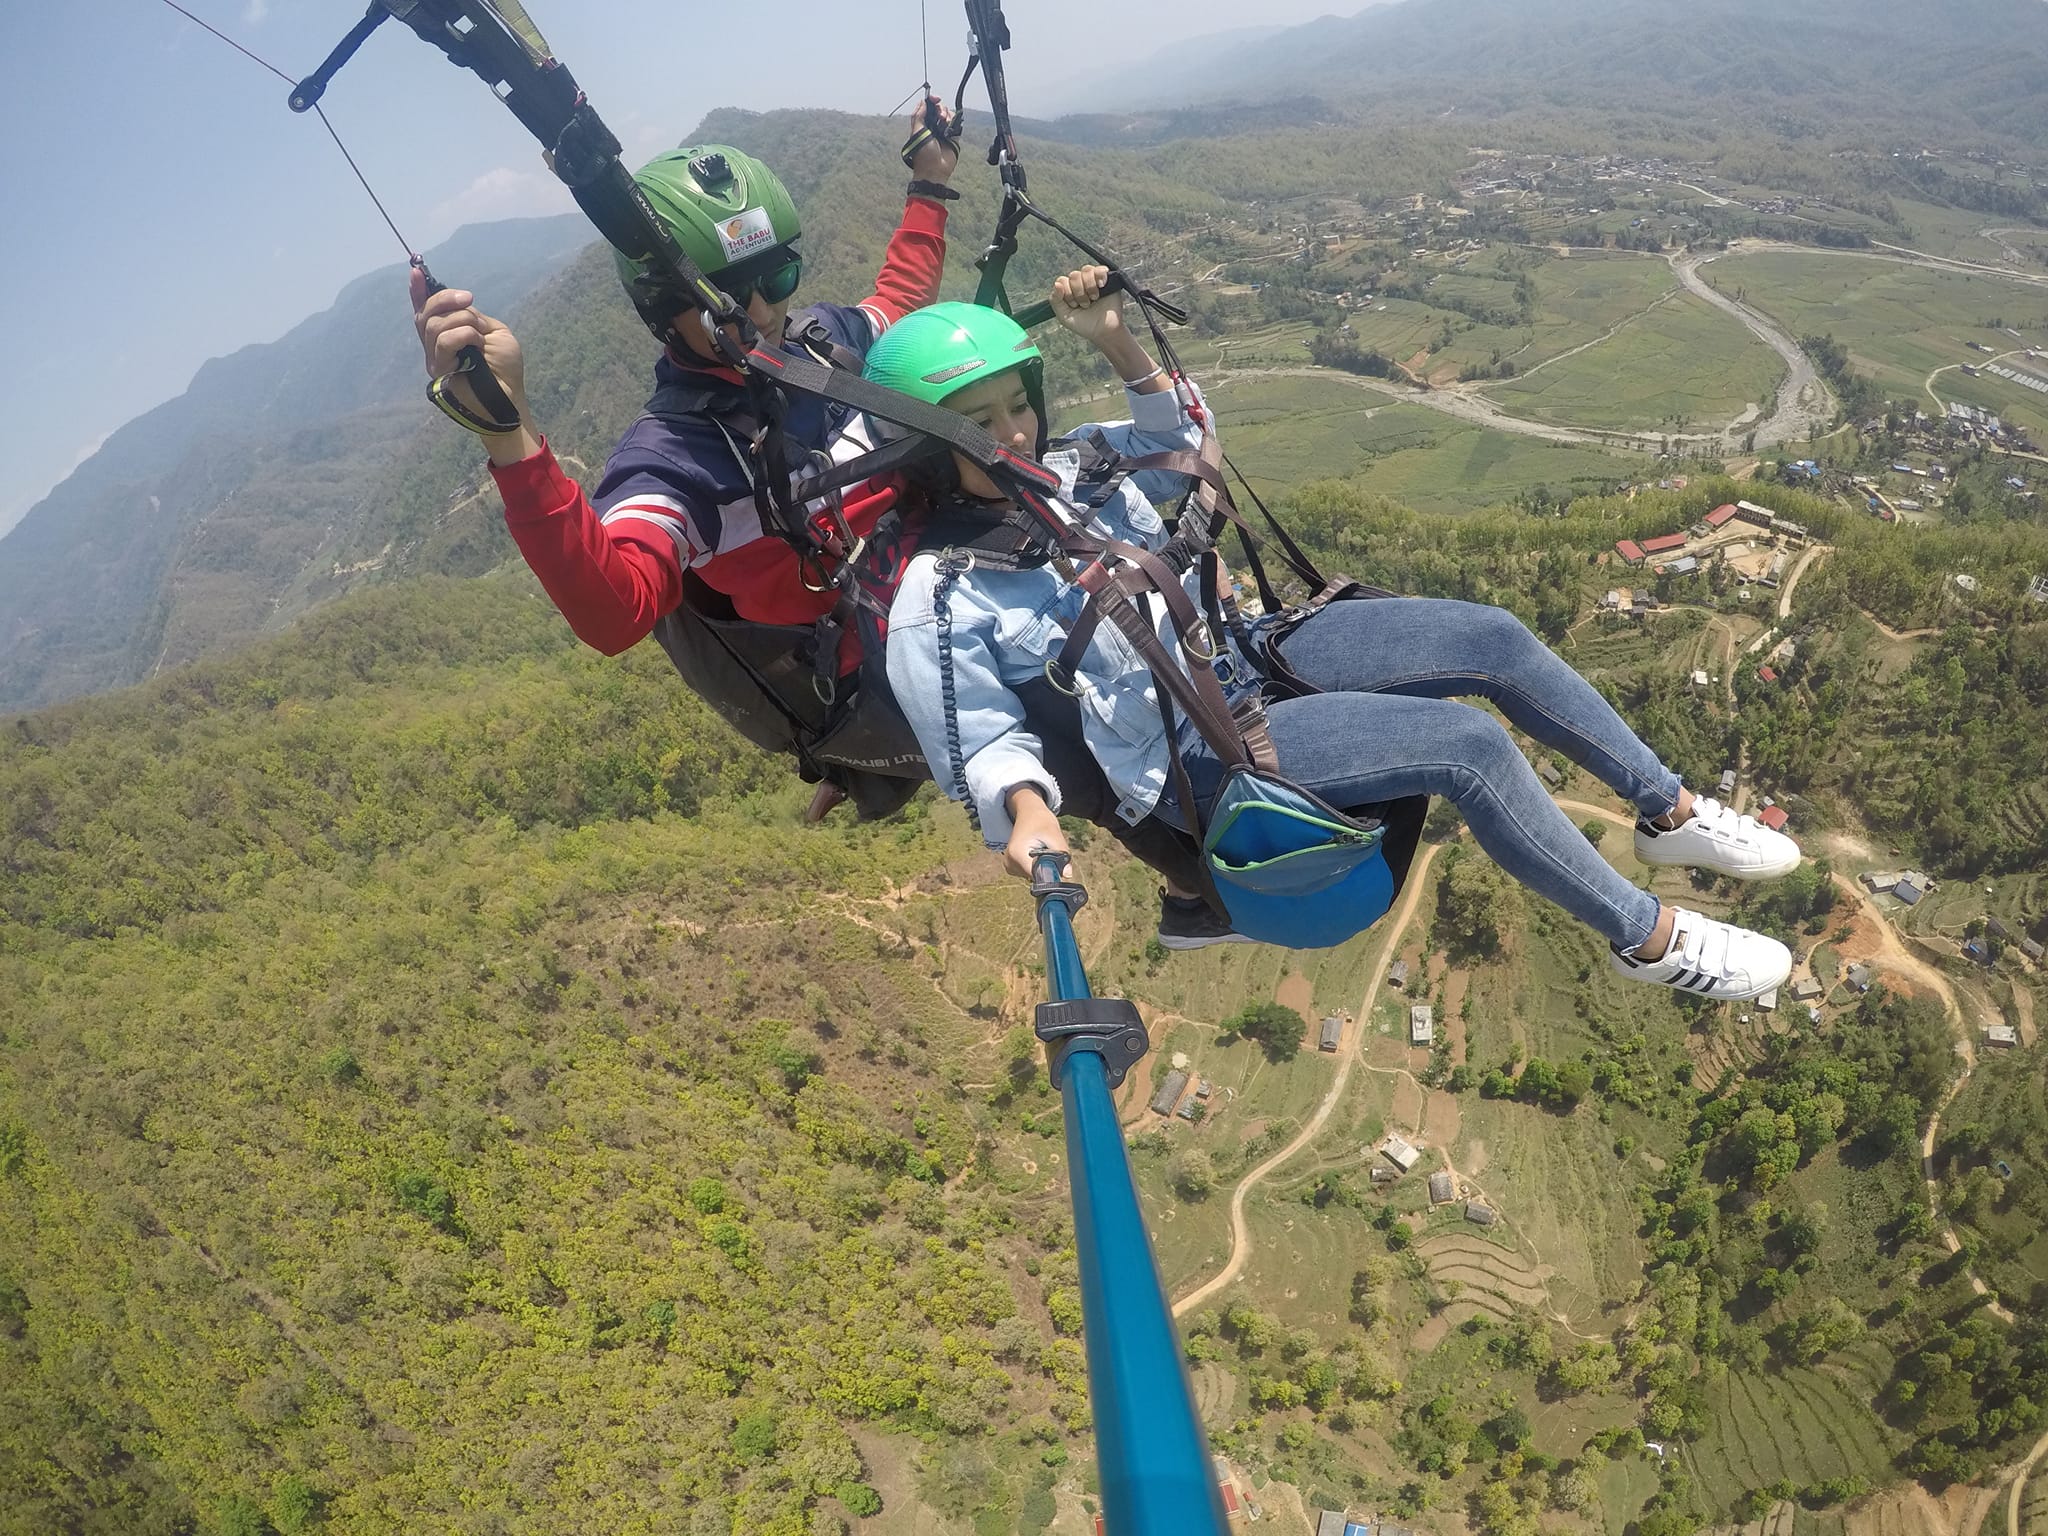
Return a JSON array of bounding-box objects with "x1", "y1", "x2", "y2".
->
[
  {"x1": 862, "y1": 302, "x2": 1046, "y2": 423},
  {"x1": 615, "y1": 145, "x2": 802, "y2": 334}
]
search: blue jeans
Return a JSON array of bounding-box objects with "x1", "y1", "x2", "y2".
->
[{"x1": 1169, "y1": 597, "x2": 1677, "y2": 951}]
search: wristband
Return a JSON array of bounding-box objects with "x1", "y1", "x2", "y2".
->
[
  {"x1": 907, "y1": 178, "x2": 959, "y2": 202},
  {"x1": 1121, "y1": 365, "x2": 1167, "y2": 388}
]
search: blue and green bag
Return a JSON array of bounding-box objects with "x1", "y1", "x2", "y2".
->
[{"x1": 1202, "y1": 768, "x2": 1398, "y2": 949}]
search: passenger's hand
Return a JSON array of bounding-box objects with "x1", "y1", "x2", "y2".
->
[
  {"x1": 1051, "y1": 265, "x2": 1125, "y2": 345},
  {"x1": 906, "y1": 98, "x2": 960, "y2": 183},
  {"x1": 411, "y1": 269, "x2": 537, "y2": 460},
  {"x1": 1004, "y1": 786, "x2": 1072, "y2": 882}
]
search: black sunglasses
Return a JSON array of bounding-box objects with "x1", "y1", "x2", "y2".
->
[{"x1": 725, "y1": 250, "x2": 802, "y2": 306}]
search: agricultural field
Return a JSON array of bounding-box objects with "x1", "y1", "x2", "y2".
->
[
  {"x1": 1684, "y1": 1366, "x2": 1899, "y2": 1522},
  {"x1": 1484, "y1": 288, "x2": 1786, "y2": 434},
  {"x1": 1935, "y1": 1044, "x2": 2048, "y2": 1307},
  {"x1": 1703, "y1": 250, "x2": 2048, "y2": 438},
  {"x1": 1199, "y1": 377, "x2": 1652, "y2": 514},
  {"x1": 1886, "y1": 195, "x2": 2048, "y2": 274}
]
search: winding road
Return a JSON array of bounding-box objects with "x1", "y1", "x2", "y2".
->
[{"x1": 1171, "y1": 838, "x2": 1444, "y2": 1317}]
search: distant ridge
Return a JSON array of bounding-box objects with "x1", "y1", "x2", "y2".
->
[{"x1": 1102, "y1": 0, "x2": 2048, "y2": 146}]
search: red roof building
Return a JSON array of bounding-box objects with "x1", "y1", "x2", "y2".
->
[
  {"x1": 1641, "y1": 532, "x2": 1688, "y2": 556},
  {"x1": 1705, "y1": 503, "x2": 1738, "y2": 527},
  {"x1": 1615, "y1": 539, "x2": 1647, "y2": 565},
  {"x1": 1756, "y1": 665, "x2": 1779, "y2": 683},
  {"x1": 1758, "y1": 805, "x2": 1790, "y2": 831},
  {"x1": 1221, "y1": 1483, "x2": 1241, "y2": 1516}
]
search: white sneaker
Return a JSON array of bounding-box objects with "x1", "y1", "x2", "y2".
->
[
  {"x1": 1634, "y1": 796, "x2": 1800, "y2": 881},
  {"x1": 1610, "y1": 908, "x2": 1792, "y2": 1001}
]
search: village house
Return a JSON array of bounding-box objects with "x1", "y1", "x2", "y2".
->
[
  {"x1": 1758, "y1": 805, "x2": 1789, "y2": 832},
  {"x1": 1465, "y1": 1201, "x2": 1499, "y2": 1227},
  {"x1": 1429, "y1": 1171, "x2": 1456, "y2": 1205},
  {"x1": 1846, "y1": 963, "x2": 1874, "y2": 992},
  {"x1": 1382, "y1": 1135, "x2": 1422, "y2": 1172},
  {"x1": 1985, "y1": 1024, "x2": 2019, "y2": 1048},
  {"x1": 1388, "y1": 959, "x2": 1410, "y2": 989},
  {"x1": 1149, "y1": 1069, "x2": 1190, "y2": 1117},
  {"x1": 1320, "y1": 1015, "x2": 1344, "y2": 1053},
  {"x1": 1410, "y1": 1004, "x2": 1435, "y2": 1046}
]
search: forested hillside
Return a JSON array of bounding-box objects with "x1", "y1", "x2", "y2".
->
[
  {"x1": 0, "y1": 217, "x2": 590, "y2": 715},
  {"x1": 0, "y1": 575, "x2": 1099, "y2": 1534}
]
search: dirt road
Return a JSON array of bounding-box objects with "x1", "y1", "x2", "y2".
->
[
  {"x1": 1778, "y1": 543, "x2": 1825, "y2": 621},
  {"x1": 1171, "y1": 840, "x2": 1443, "y2": 1317}
]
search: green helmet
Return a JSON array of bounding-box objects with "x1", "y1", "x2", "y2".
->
[
  {"x1": 862, "y1": 302, "x2": 1047, "y2": 438},
  {"x1": 615, "y1": 145, "x2": 802, "y2": 334}
]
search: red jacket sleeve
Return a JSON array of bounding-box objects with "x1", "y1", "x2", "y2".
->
[
  {"x1": 490, "y1": 442, "x2": 683, "y2": 656},
  {"x1": 857, "y1": 196, "x2": 950, "y2": 333}
]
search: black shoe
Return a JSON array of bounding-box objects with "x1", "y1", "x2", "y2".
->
[{"x1": 1157, "y1": 892, "x2": 1257, "y2": 951}]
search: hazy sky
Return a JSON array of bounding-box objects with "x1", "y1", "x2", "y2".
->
[{"x1": 0, "y1": 0, "x2": 1373, "y2": 538}]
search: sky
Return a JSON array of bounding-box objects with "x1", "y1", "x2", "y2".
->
[{"x1": 0, "y1": 0, "x2": 1375, "y2": 539}]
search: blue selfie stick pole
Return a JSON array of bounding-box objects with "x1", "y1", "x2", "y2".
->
[{"x1": 1030, "y1": 855, "x2": 1229, "y2": 1536}]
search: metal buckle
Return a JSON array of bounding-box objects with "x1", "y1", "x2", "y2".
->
[
  {"x1": 798, "y1": 554, "x2": 837, "y2": 594},
  {"x1": 1183, "y1": 620, "x2": 1219, "y2": 662},
  {"x1": 1043, "y1": 656, "x2": 1082, "y2": 697}
]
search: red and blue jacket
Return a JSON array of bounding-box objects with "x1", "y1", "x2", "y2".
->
[{"x1": 487, "y1": 194, "x2": 948, "y2": 655}]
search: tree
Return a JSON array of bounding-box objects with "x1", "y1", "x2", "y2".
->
[
  {"x1": 1169, "y1": 1149, "x2": 1216, "y2": 1200},
  {"x1": 731, "y1": 1409, "x2": 778, "y2": 1463},
  {"x1": 1436, "y1": 849, "x2": 1520, "y2": 958},
  {"x1": 1227, "y1": 1000, "x2": 1308, "y2": 1063}
]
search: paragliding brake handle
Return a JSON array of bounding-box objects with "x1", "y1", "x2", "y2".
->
[{"x1": 416, "y1": 261, "x2": 523, "y2": 435}]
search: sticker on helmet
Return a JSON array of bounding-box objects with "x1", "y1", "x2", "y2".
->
[{"x1": 717, "y1": 207, "x2": 777, "y2": 262}]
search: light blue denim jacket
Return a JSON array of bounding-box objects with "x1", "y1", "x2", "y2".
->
[{"x1": 884, "y1": 383, "x2": 1214, "y2": 849}]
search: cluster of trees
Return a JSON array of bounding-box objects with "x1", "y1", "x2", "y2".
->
[
  {"x1": 1308, "y1": 330, "x2": 1396, "y2": 377},
  {"x1": 1478, "y1": 1055, "x2": 1593, "y2": 1112},
  {"x1": 1433, "y1": 845, "x2": 1521, "y2": 960},
  {"x1": 1223, "y1": 1000, "x2": 1310, "y2": 1063},
  {"x1": 1800, "y1": 332, "x2": 1884, "y2": 423}
]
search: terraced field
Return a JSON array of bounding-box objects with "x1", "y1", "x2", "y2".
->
[
  {"x1": 1686, "y1": 1368, "x2": 1901, "y2": 1520},
  {"x1": 2021, "y1": 1468, "x2": 2048, "y2": 1536},
  {"x1": 1691, "y1": 1005, "x2": 1781, "y2": 1084},
  {"x1": 1416, "y1": 1229, "x2": 1552, "y2": 1324}
]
